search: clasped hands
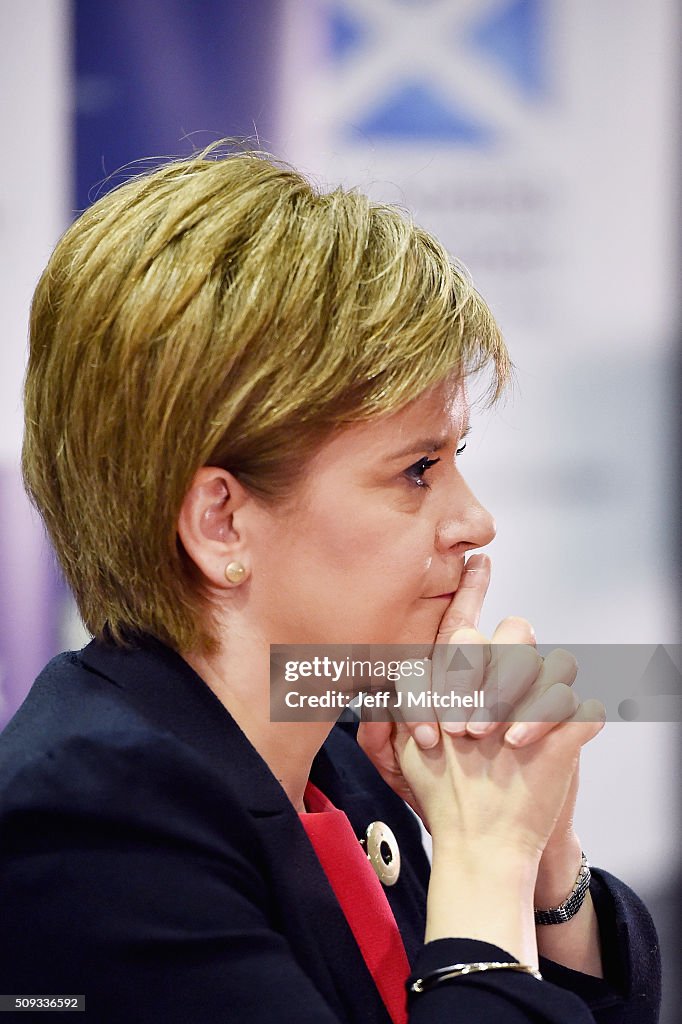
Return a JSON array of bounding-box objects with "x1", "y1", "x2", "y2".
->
[{"x1": 358, "y1": 553, "x2": 606, "y2": 890}]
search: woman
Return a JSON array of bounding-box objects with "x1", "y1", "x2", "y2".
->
[{"x1": 0, "y1": 146, "x2": 660, "y2": 1022}]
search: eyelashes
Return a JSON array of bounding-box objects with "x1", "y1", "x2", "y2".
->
[
  {"x1": 404, "y1": 441, "x2": 467, "y2": 490},
  {"x1": 404, "y1": 456, "x2": 440, "y2": 489}
]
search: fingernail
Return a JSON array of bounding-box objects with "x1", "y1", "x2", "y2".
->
[
  {"x1": 414, "y1": 724, "x2": 439, "y2": 749},
  {"x1": 467, "y1": 719, "x2": 493, "y2": 736},
  {"x1": 505, "y1": 725, "x2": 528, "y2": 746},
  {"x1": 441, "y1": 719, "x2": 467, "y2": 736}
]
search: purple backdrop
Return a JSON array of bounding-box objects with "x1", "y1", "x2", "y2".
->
[{"x1": 1, "y1": 0, "x2": 281, "y2": 727}]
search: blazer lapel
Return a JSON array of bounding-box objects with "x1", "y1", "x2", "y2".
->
[
  {"x1": 310, "y1": 727, "x2": 430, "y2": 969},
  {"x1": 79, "y1": 637, "x2": 392, "y2": 1023}
]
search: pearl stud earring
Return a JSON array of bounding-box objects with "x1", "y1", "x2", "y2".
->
[{"x1": 224, "y1": 561, "x2": 249, "y2": 585}]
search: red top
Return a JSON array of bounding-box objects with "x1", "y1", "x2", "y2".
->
[{"x1": 299, "y1": 781, "x2": 410, "y2": 1024}]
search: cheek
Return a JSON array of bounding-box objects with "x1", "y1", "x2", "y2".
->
[
  {"x1": 255, "y1": 504, "x2": 442, "y2": 643},
  {"x1": 307, "y1": 504, "x2": 435, "y2": 598}
]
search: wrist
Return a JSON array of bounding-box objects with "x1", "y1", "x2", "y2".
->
[
  {"x1": 430, "y1": 836, "x2": 540, "y2": 911},
  {"x1": 534, "y1": 834, "x2": 583, "y2": 909},
  {"x1": 432, "y1": 832, "x2": 542, "y2": 877},
  {"x1": 427, "y1": 839, "x2": 540, "y2": 966}
]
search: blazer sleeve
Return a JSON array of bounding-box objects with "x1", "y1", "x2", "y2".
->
[
  {"x1": 0, "y1": 729, "x2": 646, "y2": 1024},
  {"x1": 537, "y1": 868, "x2": 662, "y2": 1024}
]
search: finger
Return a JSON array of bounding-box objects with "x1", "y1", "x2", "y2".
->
[
  {"x1": 567, "y1": 699, "x2": 607, "y2": 740},
  {"x1": 490, "y1": 615, "x2": 537, "y2": 647},
  {"x1": 465, "y1": 616, "x2": 539, "y2": 737},
  {"x1": 503, "y1": 683, "x2": 580, "y2": 747},
  {"x1": 498, "y1": 649, "x2": 578, "y2": 733},
  {"x1": 358, "y1": 718, "x2": 412, "y2": 765},
  {"x1": 467, "y1": 641, "x2": 543, "y2": 736},
  {"x1": 547, "y1": 701, "x2": 607, "y2": 752},
  {"x1": 357, "y1": 720, "x2": 393, "y2": 759},
  {"x1": 357, "y1": 721, "x2": 423, "y2": 815},
  {"x1": 529, "y1": 648, "x2": 578, "y2": 693},
  {"x1": 435, "y1": 626, "x2": 490, "y2": 736},
  {"x1": 393, "y1": 658, "x2": 441, "y2": 750},
  {"x1": 436, "y1": 553, "x2": 491, "y2": 639},
  {"x1": 505, "y1": 695, "x2": 605, "y2": 748}
]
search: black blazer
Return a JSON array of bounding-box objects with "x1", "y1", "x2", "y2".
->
[{"x1": 0, "y1": 637, "x2": 661, "y2": 1023}]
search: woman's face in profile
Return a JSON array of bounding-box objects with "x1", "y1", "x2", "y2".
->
[{"x1": 248, "y1": 378, "x2": 496, "y2": 645}]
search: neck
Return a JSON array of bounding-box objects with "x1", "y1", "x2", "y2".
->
[{"x1": 182, "y1": 635, "x2": 334, "y2": 813}]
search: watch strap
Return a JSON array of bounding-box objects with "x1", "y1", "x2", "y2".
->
[{"x1": 534, "y1": 852, "x2": 591, "y2": 925}]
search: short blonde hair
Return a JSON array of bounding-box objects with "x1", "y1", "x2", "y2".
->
[{"x1": 22, "y1": 144, "x2": 511, "y2": 653}]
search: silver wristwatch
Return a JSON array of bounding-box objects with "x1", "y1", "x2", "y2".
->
[{"x1": 534, "y1": 852, "x2": 591, "y2": 925}]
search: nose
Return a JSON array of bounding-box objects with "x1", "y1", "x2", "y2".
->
[{"x1": 434, "y1": 475, "x2": 496, "y2": 555}]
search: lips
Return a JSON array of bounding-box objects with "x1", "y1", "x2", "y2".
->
[{"x1": 423, "y1": 565, "x2": 464, "y2": 600}]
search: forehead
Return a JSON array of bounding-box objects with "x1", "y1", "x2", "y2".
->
[
  {"x1": 381, "y1": 377, "x2": 467, "y2": 442},
  {"x1": 310, "y1": 378, "x2": 468, "y2": 469}
]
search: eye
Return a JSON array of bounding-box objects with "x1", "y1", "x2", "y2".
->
[
  {"x1": 404, "y1": 456, "x2": 441, "y2": 489},
  {"x1": 456, "y1": 440, "x2": 467, "y2": 456}
]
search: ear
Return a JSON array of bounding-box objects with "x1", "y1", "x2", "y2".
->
[{"x1": 177, "y1": 467, "x2": 251, "y2": 589}]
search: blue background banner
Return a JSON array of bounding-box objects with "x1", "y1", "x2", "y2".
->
[{"x1": 74, "y1": 0, "x2": 279, "y2": 210}]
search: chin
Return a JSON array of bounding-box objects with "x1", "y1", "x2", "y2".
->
[{"x1": 370, "y1": 621, "x2": 440, "y2": 648}]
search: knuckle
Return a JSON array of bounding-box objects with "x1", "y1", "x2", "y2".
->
[
  {"x1": 521, "y1": 644, "x2": 543, "y2": 672},
  {"x1": 553, "y1": 682, "x2": 579, "y2": 715},
  {"x1": 445, "y1": 626, "x2": 484, "y2": 644},
  {"x1": 499, "y1": 614, "x2": 535, "y2": 637},
  {"x1": 546, "y1": 648, "x2": 579, "y2": 684},
  {"x1": 501, "y1": 615, "x2": 531, "y2": 627},
  {"x1": 581, "y1": 698, "x2": 606, "y2": 723},
  {"x1": 497, "y1": 642, "x2": 542, "y2": 684},
  {"x1": 532, "y1": 683, "x2": 575, "y2": 722},
  {"x1": 557, "y1": 684, "x2": 577, "y2": 716}
]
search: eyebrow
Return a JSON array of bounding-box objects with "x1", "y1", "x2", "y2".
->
[{"x1": 389, "y1": 422, "x2": 471, "y2": 461}]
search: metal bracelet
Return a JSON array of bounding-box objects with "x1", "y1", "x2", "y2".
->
[
  {"x1": 534, "y1": 852, "x2": 591, "y2": 925},
  {"x1": 408, "y1": 961, "x2": 543, "y2": 995}
]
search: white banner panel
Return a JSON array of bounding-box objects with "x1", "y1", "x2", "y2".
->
[{"x1": 277, "y1": 0, "x2": 677, "y2": 356}]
